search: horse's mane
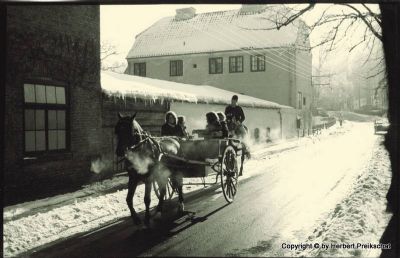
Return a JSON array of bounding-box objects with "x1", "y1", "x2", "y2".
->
[{"x1": 132, "y1": 119, "x2": 144, "y2": 134}]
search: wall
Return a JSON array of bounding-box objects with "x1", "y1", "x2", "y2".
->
[
  {"x1": 280, "y1": 107, "x2": 299, "y2": 139},
  {"x1": 127, "y1": 48, "x2": 294, "y2": 107},
  {"x1": 5, "y1": 5, "x2": 101, "y2": 205},
  {"x1": 170, "y1": 102, "x2": 283, "y2": 141}
]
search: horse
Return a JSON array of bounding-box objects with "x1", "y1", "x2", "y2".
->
[{"x1": 114, "y1": 112, "x2": 184, "y2": 226}]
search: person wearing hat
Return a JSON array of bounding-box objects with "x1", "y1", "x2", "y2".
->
[
  {"x1": 216, "y1": 111, "x2": 229, "y2": 138},
  {"x1": 225, "y1": 95, "x2": 245, "y2": 124},
  {"x1": 161, "y1": 111, "x2": 179, "y2": 136},
  {"x1": 176, "y1": 115, "x2": 189, "y2": 138}
]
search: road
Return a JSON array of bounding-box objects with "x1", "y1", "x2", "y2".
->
[{"x1": 30, "y1": 123, "x2": 390, "y2": 257}]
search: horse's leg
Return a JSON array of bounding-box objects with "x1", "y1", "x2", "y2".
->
[
  {"x1": 126, "y1": 174, "x2": 141, "y2": 225},
  {"x1": 156, "y1": 176, "x2": 166, "y2": 213},
  {"x1": 173, "y1": 174, "x2": 185, "y2": 214},
  {"x1": 144, "y1": 179, "x2": 152, "y2": 226}
]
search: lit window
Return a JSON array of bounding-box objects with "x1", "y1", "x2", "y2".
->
[
  {"x1": 229, "y1": 56, "x2": 243, "y2": 73},
  {"x1": 250, "y1": 55, "x2": 265, "y2": 72},
  {"x1": 24, "y1": 84, "x2": 68, "y2": 153},
  {"x1": 133, "y1": 62, "x2": 146, "y2": 77},
  {"x1": 298, "y1": 92, "x2": 303, "y2": 109},
  {"x1": 170, "y1": 60, "x2": 183, "y2": 76},
  {"x1": 209, "y1": 57, "x2": 223, "y2": 74}
]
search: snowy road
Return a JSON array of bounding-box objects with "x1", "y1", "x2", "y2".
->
[{"x1": 27, "y1": 122, "x2": 392, "y2": 257}]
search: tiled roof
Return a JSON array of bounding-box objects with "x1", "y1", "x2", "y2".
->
[
  {"x1": 127, "y1": 6, "x2": 302, "y2": 59},
  {"x1": 101, "y1": 71, "x2": 289, "y2": 109}
]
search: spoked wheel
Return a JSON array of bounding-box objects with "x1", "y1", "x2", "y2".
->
[
  {"x1": 152, "y1": 178, "x2": 175, "y2": 200},
  {"x1": 220, "y1": 145, "x2": 239, "y2": 203}
]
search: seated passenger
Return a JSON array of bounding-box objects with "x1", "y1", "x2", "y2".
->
[
  {"x1": 161, "y1": 111, "x2": 179, "y2": 136},
  {"x1": 216, "y1": 111, "x2": 229, "y2": 138},
  {"x1": 176, "y1": 115, "x2": 189, "y2": 138},
  {"x1": 205, "y1": 112, "x2": 223, "y2": 139}
]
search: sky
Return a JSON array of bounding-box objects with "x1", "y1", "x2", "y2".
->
[{"x1": 100, "y1": 4, "x2": 382, "y2": 84}]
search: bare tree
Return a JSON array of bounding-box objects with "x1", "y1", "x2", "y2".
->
[
  {"x1": 101, "y1": 41, "x2": 126, "y2": 72},
  {"x1": 255, "y1": 4, "x2": 386, "y2": 90}
]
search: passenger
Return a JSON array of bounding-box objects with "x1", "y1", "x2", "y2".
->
[
  {"x1": 205, "y1": 112, "x2": 222, "y2": 139},
  {"x1": 176, "y1": 115, "x2": 189, "y2": 138},
  {"x1": 161, "y1": 111, "x2": 179, "y2": 136},
  {"x1": 216, "y1": 111, "x2": 229, "y2": 138}
]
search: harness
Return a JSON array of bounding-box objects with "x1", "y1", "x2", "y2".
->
[{"x1": 122, "y1": 132, "x2": 164, "y2": 163}]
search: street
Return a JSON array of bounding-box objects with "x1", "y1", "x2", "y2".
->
[{"x1": 29, "y1": 122, "x2": 391, "y2": 257}]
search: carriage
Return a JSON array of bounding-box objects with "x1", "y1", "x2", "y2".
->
[{"x1": 152, "y1": 132, "x2": 245, "y2": 203}]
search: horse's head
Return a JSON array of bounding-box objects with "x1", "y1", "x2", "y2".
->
[{"x1": 114, "y1": 112, "x2": 143, "y2": 157}]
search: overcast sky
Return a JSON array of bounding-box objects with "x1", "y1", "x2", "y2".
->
[{"x1": 100, "y1": 4, "x2": 381, "y2": 82}]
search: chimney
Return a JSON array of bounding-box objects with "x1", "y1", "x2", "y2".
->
[
  {"x1": 175, "y1": 7, "x2": 196, "y2": 21},
  {"x1": 239, "y1": 4, "x2": 267, "y2": 14}
]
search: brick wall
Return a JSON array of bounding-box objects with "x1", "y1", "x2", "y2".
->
[{"x1": 5, "y1": 5, "x2": 102, "y2": 205}]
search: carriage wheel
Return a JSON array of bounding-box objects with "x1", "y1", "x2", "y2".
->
[
  {"x1": 152, "y1": 178, "x2": 175, "y2": 200},
  {"x1": 220, "y1": 145, "x2": 239, "y2": 203}
]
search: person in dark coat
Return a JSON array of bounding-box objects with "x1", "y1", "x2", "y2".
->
[
  {"x1": 161, "y1": 111, "x2": 179, "y2": 136},
  {"x1": 225, "y1": 95, "x2": 245, "y2": 124},
  {"x1": 217, "y1": 111, "x2": 229, "y2": 138},
  {"x1": 176, "y1": 115, "x2": 189, "y2": 138},
  {"x1": 205, "y1": 112, "x2": 222, "y2": 139}
]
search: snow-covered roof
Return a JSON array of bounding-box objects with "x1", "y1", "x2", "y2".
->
[
  {"x1": 127, "y1": 5, "x2": 302, "y2": 59},
  {"x1": 101, "y1": 71, "x2": 287, "y2": 109}
]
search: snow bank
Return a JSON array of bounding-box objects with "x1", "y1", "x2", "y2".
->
[{"x1": 296, "y1": 140, "x2": 392, "y2": 257}]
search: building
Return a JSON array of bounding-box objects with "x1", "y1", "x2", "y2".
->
[
  {"x1": 5, "y1": 5, "x2": 103, "y2": 205},
  {"x1": 125, "y1": 5, "x2": 313, "y2": 131}
]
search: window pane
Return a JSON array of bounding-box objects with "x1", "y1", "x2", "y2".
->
[
  {"x1": 251, "y1": 56, "x2": 257, "y2": 70},
  {"x1": 259, "y1": 56, "x2": 265, "y2": 70},
  {"x1": 24, "y1": 84, "x2": 35, "y2": 103},
  {"x1": 56, "y1": 87, "x2": 66, "y2": 104},
  {"x1": 25, "y1": 109, "x2": 35, "y2": 130},
  {"x1": 48, "y1": 130, "x2": 58, "y2": 150},
  {"x1": 178, "y1": 61, "x2": 183, "y2": 75},
  {"x1": 46, "y1": 86, "x2": 56, "y2": 104},
  {"x1": 58, "y1": 130, "x2": 66, "y2": 149},
  {"x1": 25, "y1": 131, "x2": 36, "y2": 152},
  {"x1": 237, "y1": 57, "x2": 243, "y2": 72},
  {"x1": 36, "y1": 130, "x2": 46, "y2": 151},
  {"x1": 171, "y1": 62, "x2": 176, "y2": 75},
  {"x1": 35, "y1": 85, "x2": 46, "y2": 103},
  {"x1": 48, "y1": 110, "x2": 57, "y2": 130},
  {"x1": 57, "y1": 110, "x2": 66, "y2": 129},
  {"x1": 210, "y1": 60, "x2": 216, "y2": 73},
  {"x1": 229, "y1": 58, "x2": 235, "y2": 71},
  {"x1": 35, "y1": 110, "x2": 45, "y2": 130},
  {"x1": 217, "y1": 58, "x2": 222, "y2": 73},
  {"x1": 134, "y1": 64, "x2": 139, "y2": 75}
]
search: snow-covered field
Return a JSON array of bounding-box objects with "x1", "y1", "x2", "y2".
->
[{"x1": 3, "y1": 121, "x2": 392, "y2": 257}]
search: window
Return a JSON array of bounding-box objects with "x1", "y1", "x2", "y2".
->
[
  {"x1": 250, "y1": 55, "x2": 265, "y2": 72},
  {"x1": 298, "y1": 92, "x2": 303, "y2": 109},
  {"x1": 209, "y1": 57, "x2": 223, "y2": 74},
  {"x1": 170, "y1": 60, "x2": 183, "y2": 76},
  {"x1": 24, "y1": 83, "x2": 68, "y2": 153},
  {"x1": 303, "y1": 97, "x2": 306, "y2": 106},
  {"x1": 133, "y1": 63, "x2": 146, "y2": 77},
  {"x1": 229, "y1": 56, "x2": 243, "y2": 73}
]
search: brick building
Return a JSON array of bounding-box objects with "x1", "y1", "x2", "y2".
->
[{"x1": 5, "y1": 5, "x2": 103, "y2": 205}]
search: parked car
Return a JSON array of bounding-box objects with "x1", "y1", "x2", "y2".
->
[{"x1": 374, "y1": 119, "x2": 390, "y2": 134}]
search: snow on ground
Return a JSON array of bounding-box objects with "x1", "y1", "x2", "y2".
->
[
  {"x1": 295, "y1": 139, "x2": 392, "y2": 258},
  {"x1": 3, "y1": 121, "x2": 389, "y2": 257}
]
